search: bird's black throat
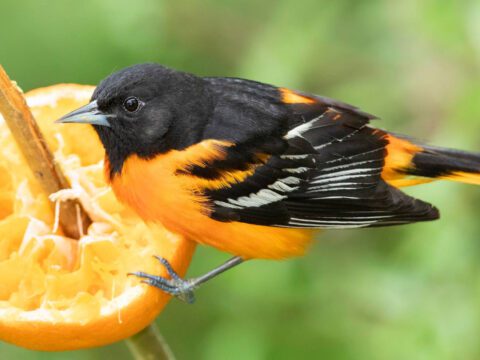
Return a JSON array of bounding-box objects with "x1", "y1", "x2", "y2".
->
[{"x1": 93, "y1": 124, "x2": 133, "y2": 178}]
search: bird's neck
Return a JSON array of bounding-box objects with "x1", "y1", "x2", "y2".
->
[{"x1": 93, "y1": 125, "x2": 131, "y2": 179}]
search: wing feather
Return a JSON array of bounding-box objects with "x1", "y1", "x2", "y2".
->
[{"x1": 198, "y1": 80, "x2": 439, "y2": 228}]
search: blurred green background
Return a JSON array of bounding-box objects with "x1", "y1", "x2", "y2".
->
[{"x1": 1, "y1": 0, "x2": 480, "y2": 359}]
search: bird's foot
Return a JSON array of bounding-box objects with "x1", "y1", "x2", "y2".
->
[{"x1": 129, "y1": 256, "x2": 197, "y2": 304}]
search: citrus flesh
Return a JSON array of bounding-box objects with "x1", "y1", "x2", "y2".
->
[{"x1": 0, "y1": 84, "x2": 195, "y2": 351}]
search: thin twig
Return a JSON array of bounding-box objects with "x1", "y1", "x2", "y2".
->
[
  {"x1": 0, "y1": 65, "x2": 91, "y2": 239},
  {"x1": 125, "y1": 323, "x2": 176, "y2": 360}
]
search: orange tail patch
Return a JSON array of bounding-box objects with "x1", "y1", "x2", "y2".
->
[
  {"x1": 381, "y1": 134, "x2": 480, "y2": 187},
  {"x1": 381, "y1": 134, "x2": 429, "y2": 187}
]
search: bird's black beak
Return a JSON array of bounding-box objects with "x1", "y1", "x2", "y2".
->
[{"x1": 56, "y1": 100, "x2": 112, "y2": 127}]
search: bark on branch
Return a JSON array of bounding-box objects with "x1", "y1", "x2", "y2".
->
[{"x1": 0, "y1": 65, "x2": 91, "y2": 239}]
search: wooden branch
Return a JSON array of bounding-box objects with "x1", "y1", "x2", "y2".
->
[
  {"x1": 0, "y1": 65, "x2": 91, "y2": 239},
  {"x1": 126, "y1": 323, "x2": 176, "y2": 360}
]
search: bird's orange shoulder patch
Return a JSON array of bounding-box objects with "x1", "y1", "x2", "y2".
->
[
  {"x1": 106, "y1": 139, "x2": 232, "y2": 220},
  {"x1": 280, "y1": 88, "x2": 316, "y2": 104}
]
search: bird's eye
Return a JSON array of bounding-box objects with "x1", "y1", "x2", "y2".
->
[{"x1": 123, "y1": 97, "x2": 141, "y2": 113}]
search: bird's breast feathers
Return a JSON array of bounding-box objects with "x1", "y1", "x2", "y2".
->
[{"x1": 106, "y1": 139, "x2": 313, "y2": 259}]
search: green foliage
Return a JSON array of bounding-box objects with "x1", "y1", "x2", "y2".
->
[{"x1": 1, "y1": 0, "x2": 480, "y2": 358}]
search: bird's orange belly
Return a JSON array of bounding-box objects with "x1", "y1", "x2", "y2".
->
[{"x1": 107, "y1": 152, "x2": 314, "y2": 259}]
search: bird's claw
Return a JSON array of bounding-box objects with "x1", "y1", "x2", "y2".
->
[{"x1": 129, "y1": 256, "x2": 197, "y2": 304}]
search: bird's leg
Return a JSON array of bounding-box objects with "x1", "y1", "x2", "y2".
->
[{"x1": 130, "y1": 256, "x2": 244, "y2": 303}]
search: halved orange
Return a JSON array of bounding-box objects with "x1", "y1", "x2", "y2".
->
[{"x1": 0, "y1": 84, "x2": 195, "y2": 351}]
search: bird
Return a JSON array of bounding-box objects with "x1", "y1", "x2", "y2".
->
[{"x1": 58, "y1": 63, "x2": 480, "y2": 303}]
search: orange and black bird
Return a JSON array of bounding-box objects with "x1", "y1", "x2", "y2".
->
[{"x1": 58, "y1": 63, "x2": 480, "y2": 302}]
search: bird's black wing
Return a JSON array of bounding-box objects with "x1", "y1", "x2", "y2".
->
[{"x1": 192, "y1": 77, "x2": 438, "y2": 228}]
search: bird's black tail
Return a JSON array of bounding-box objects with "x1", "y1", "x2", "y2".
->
[{"x1": 383, "y1": 133, "x2": 480, "y2": 187}]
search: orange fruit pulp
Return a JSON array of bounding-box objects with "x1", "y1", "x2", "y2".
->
[{"x1": 0, "y1": 84, "x2": 195, "y2": 351}]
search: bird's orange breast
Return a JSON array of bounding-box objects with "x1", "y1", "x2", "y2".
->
[{"x1": 106, "y1": 140, "x2": 313, "y2": 259}]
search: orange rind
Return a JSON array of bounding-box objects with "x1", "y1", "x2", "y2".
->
[{"x1": 0, "y1": 84, "x2": 195, "y2": 351}]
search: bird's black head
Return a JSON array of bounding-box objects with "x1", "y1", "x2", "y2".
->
[{"x1": 58, "y1": 63, "x2": 212, "y2": 176}]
